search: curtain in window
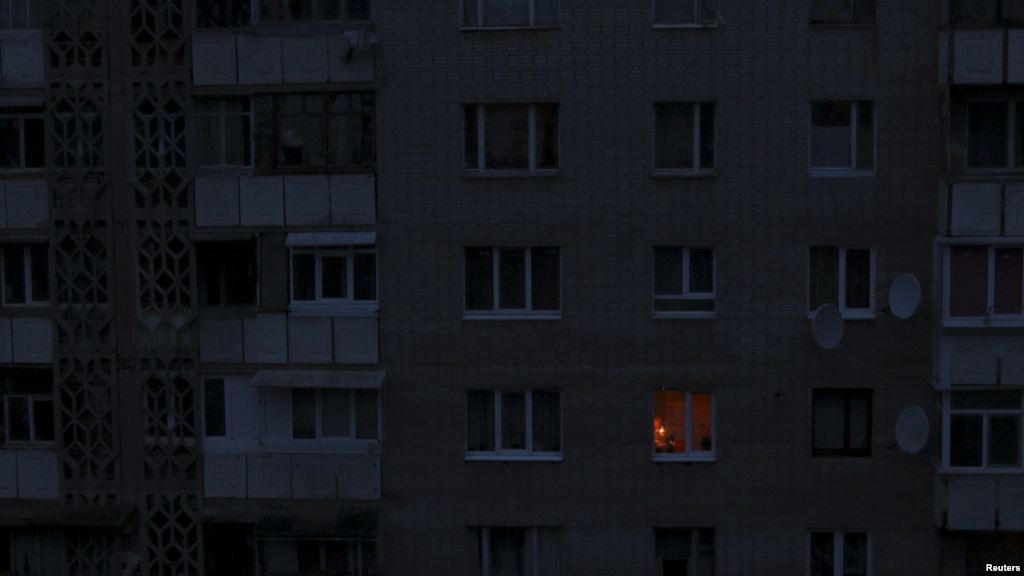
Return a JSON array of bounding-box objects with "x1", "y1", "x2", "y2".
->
[
  {"x1": 501, "y1": 392, "x2": 526, "y2": 450},
  {"x1": 809, "y1": 247, "x2": 839, "y2": 310},
  {"x1": 484, "y1": 105, "x2": 529, "y2": 169},
  {"x1": 654, "y1": 103, "x2": 694, "y2": 169},
  {"x1": 467, "y1": 391, "x2": 495, "y2": 451},
  {"x1": 949, "y1": 246, "x2": 988, "y2": 317},
  {"x1": 489, "y1": 528, "x2": 525, "y2": 576},
  {"x1": 809, "y1": 532, "x2": 834, "y2": 576},
  {"x1": 691, "y1": 393, "x2": 713, "y2": 452}
]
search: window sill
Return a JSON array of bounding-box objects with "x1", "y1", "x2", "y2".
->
[
  {"x1": 938, "y1": 466, "x2": 1024, "y2": 475},
  {"x1": 653, "y1": 311, "x2": 716, "y2": 320},
  {"x1": 652, "y1": 23, "x2": 719, "y2": 29},
  {"x1": 653, "y1": 454, "x2": 716, "y2": 463},
  {"x1": 289, "y1": 302, "x2": 378, "y2": 317},
  {"x1": 463, "y1": 169, "x2": 560, "y2": 179},
  {"x1": 460, "y1": 25, "x2": 561, "y2": 32},
  {"x1": 944, "y1": 317, "x2": 1024, "y2": 328},
  {"x1": 463, "y1": 311, "x2": 561, "y2": 321},
  {"x1": 812, "y1": 451, "x2": 871, "y2": 458},
  {"x1": 465, "y1": 453, "x2": 562, "y2": 462},
  {"x1": 195, "y1": 166, "x2": 255, "y2": 175},
  {"x1": 806, "y1": 310, "x2": 876, "y2": 321},
  {"x1": 809, "y1": 169, "x2": 875, "y2": 178},
  {"x1": 651, "y1": 169, "x2": 716, "y2": 179}
]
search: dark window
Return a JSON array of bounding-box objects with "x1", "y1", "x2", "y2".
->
[
  {"x1": 812, "y1": 389, "x2": 872, "y2": 456},
  {"x1": 995, "y1": 248, "x2": 1024, "y2": 315},
  {"x1": 195, "y1": 98, "x2": 252, "y2": 167},
  {"x1": 204, "y1": 379, "x2": 227, "y2": 437},
  {"x1": 290, "y1": 248, "x2": 377, "y2": 304},
  {"x1": 949, "y1": 246, "x2": 989, "y2": 317},
  {"x1": 1, "y1": 243, "x2": 48, "y2": 306},
  {"x1": 291, "y1": 388, "x2": 317, "y2": 439},
  {"x1": 1, "y1": 369, "x2": 54, "y2": 444},
  {"x1": 809, "y1": 247, "x2": 872, "y2": 314},
  {"x1": 654, "y1": 247, "x2": 715, "y2": 313},
  {"x1": 0, "y1": 108, "x2": 44, "y2": 170},
  {"x1": 464, "y1": 247, "x2": 560, "y2": 314},
  {"x1": 290, "y1": 388, "x2": 378, "y2": 440},
  {"x1": 354, "y1": 389, "x2": 379, "y2": 439},
  {"x1": 466, "y1": 390, "x2": 560, "y2": 455},
  {"x1": 275, "y1": 93, "x2": 374, "y2": 170},
  {"x1": 950, "y1": 391, "x2": 1021, "y2": 468},
  {"x1": 196, "y1": 0, "x2": 251, "y2": 27},
  {"x1": 655, "y1": 528, "x2": 715, "y2": 576},
  {"x1": 811, "y1": 532, "x2": 869, "y2": 576},
  {"x1": 463, "y1": 0, "x2": 558, "y2": 27},
  {"x1": 968, "y1": 102, "x2": 1010, "y2": 170},
  {"x1": 811, "y1": 101, "x2": 873, "y2": 171},
  {"x1": 197, "y1": 240, "x2": 257, "y2": 307},
  {"x1": 654, "y1": 103, "x2": 715, "y2": 171},
  {"x1": 259, "y1": 0, "x2": 371, "y2": 21},
  {"x1": 654, "y1": 0, "x2": 717, "y2": 25},
  {"x1": 950, "y1": 0, "x2": 998, "y2": 25},
  {"x1": 464, "y1": 104, "x2": 558, "y2": 172},
  {"x1": 811, "y1": 0, "x2": 874, "y2": 23}
]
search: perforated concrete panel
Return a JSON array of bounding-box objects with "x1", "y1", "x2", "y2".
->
[
  {"x1": 284, "y1": 175, "x2": 330, "y2": 226},
  {"x1": 193, "y1": 33, "x2": 237, "y2": 86},
  {"x1": 333, "y1": 317, "x2": 378, "y2": 364},
  {"x1": 204, "y1": 454, "x2": 247, "y2": 499},
  {"x1": 954, "y1": 30, "x2": 1003, "y2": 85},
  {"x1": 195, "y1": 175, "x2": 239, "y2": 226},
  {"x1": 11, "y1": 318, "x2": 51, "y2": 363},
  {"x1": 288, "y1": 317, "x2": 333, "y2": 364},
  {"x1": 5, "y1": 180, "x2": 48, "y2": 229},
  {"x1": 330, "y1": 175, "x2": 375, "y2": 225},
  {"x1": 282, "y1": 36, "x2": 328, "y2": 83},
  {"x1": 950, "y1": 182, "x2": 1001, "y2": 236},
  {"x1": 237, "y1": 35, "x2": 282, "y2": 84},
  {"x1": 240, "y1": 176, "x2": 284, "y2": 226},
  {"x1": 244, "y1": 314, "x2": 288, "y2": 364},
  {"x1": 199, "y1": 318, "x2": 244, "y2": 363}
]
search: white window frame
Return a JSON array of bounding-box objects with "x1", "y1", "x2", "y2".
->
[
  {"x1": 652, "y1": 389, "x2": 716, "y2": 462},
  {"x1": 807, "y1": 531, "x2": 872, "y2": 576},
  {"x1": 462, "y1": 0, "x2": 558, "y2": 29},
  {"x1": 653, "y1": 247, "x2": 716, "y2": 318},
  {"x1": 0, "y1": 109, "x2": 44, "y2": 173},
  {"x1": 194, "y1": 97, "x2": 254, "y2": 170},
  {"x1": 943, "y1": 244, "x2": 1024, "y2": 327},
  {"x1": 466, "y1": 389, "x2": 562, "y2": 462},
  {"x1": 466, "y1": 104, "x2": 559, "y2": 176},
  {"x1": 653, "y1": 528, "x2": 715, "y2": 576},
  {"x1": 289, "y1": 246, "x2": 378, "y2": 316},
  {"x1": 477, "y1": 527, "x2": 553, "y2": 576},
  {"x1": 0, "y1": 243, "x2": 48, "y2": 307},
  {"x1": 806, "y1": 247, "x2": 876, "y2": 320},
  {"x1": 965, "y1": 100, "x2": 1023, "y2": 173},
  {"x1": 941, "y1": 389, "x2": 1024, "y2": 472},
  {"x1": 464, "y1": 247, "x2": 561, "y2": 320},
  {"x1": 809, "y1": 100, "x2": 875, "y2": 177},
  {"x1": 3, "y1": 395, "x2": 53, "y2": 445},
  {"x1": 289, "y1": 387, "x2": 380, "y2": 442},
  {"x1": 0, "y1": 0, "x2": 41, "y2": 30},
  {"x1": 652, "y1": 102, "x2": 716, "y2": 175},
  {"x1": 652, "y1": 0, "x2": 718, "y2": 28}
]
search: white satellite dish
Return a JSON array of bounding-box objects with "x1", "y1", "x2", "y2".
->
[
  {"x1": 889, "y1": 274, "x2": 922, "y2": 320},
  {"x1": 895, "y1": 405, "x2": 929, "y2": 454},
  {"x1": 811, "y1": 304, "x2": 844, "y2": 350}
]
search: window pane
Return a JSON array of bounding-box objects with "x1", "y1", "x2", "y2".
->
[
  {"x1": 0, "y1": 119, "x2": 19, "y2": 168},
  {"x1": 654, "y1": 390, "x2": 686, "y2": 454},
  {"x1": 952, "y1": 391, "x2": 1020, "y2": 410},
  {"x1": 655, "y1": 103, "x2": 694, "y2": 170},
  {"x1": 467, "y1": 390, "x2": 495, "y2": 451},
  {"x1": 322, "y1": 255, "x2": 347, "y2": 299},
  {"x1": 23, "y1": 118, "x2": 43, "y2": 168},
  {"x1": 654, "y1": 0, "x2": 696, "y2": 23},
  {"x1": 655, "y1": 529, "x2": 691, "y2": 560},
  {"x1": 843, "y1": 533, "x2": 868, "y2": 576},
  {"x1": 811, "y1": 102, "x2": 852, "y2": 168},
  {"x1": 354, "y1": 253, "x2": 377, "y2": 301},
  {"x1": 484, "y1": 105, "x2": 529, "y2": 170},
  {"x1": 654, "y1": 247, "x2": 684, "y2": 296},
  {"x1": 3, "y1": 245, "x2": 26, "y2": 304},
  {"x1": 855, "y1": 101, "x2": 874, "y2": 171},
  {"x1": 812, "y1": 0, "x2": 852, "y2": 21},
  {"x1": 691, "y1": 393, "x2": 713, "y2": 452},
  {"x1": 537, "y1": 528, "x2": 561, "y2": 576},
  {"x1": 278, "y1": 108, "x2": 305, "y2": 166},
  {"x1": 195, "y1": 113, "x2": 221, "y2": 166},
  {"x1": 296, "y1": 541, "x2": 319, "y2": 573},
  {"x1": 994, "y1": 248, "x2": 1023, "y2": 314},
  {"x1": 532, "y1": 390, "x2": 561, "y2": 452},
  {"x1": 465, "y1": 248, "x2": 494, "y2": 311},
  {"x1": 536, "y1": 104, "x2": 558, "y2": 169},
  {"x1": 1005, "y1": 0, "x2": 1024, "y2": 22},
  {"x1": 989, "y1": 415, "x2": 1021, "y2": 467},
  {"x1": 844, "y1": 249, "x2": 871, "y2": 309},
  {"x1": 355, "y1": 389, "x2": 379, "y2": 439},
  {"x1": 498, "y1": 248, "x2": 526, "y2": 310},
  {"x1": 225, "y1": 110, "x2": 249, "y2": 166},
  {"x1": 324, "y1": 541, "x2": 349, "y2": 572},
  {"x1": 483, "y1": 0, "x2": 529, "y2": 26},
  {"x1": 810, "y1": 533, "x2": 834, "y2": 576},
  {"x1": 6, "y1": 397, "x2": 29, "y2": 441},
  {"x1": 29, "y1": 244, "x2": 48, "y2": 302},
  {"x1": 949, "y1": 246, "x2": 988, "y2": 317},
  {"x1": 291, "y1": 388, "x2": 317, "y2": 439},
  {"x1": 465, "y1": 106, "x2": 479, "y2": 169},
  {"x1": 968, "y1": 102, "x2": 1009, "y2": 169},
  {"x1": 813, "y1": 390, "x2": 845, "y2": 451},
  {"x1": 500, "y1": 392, "x2": 526, "y2": 450},
  {"x1": 489, "y1": 528, "x2": 525, "y2": 576},
  {"x1": 809, "y1": 247, "x2": 839, "y2": 310},
  {"x1": 292, "y1": 253, "x2": 316, "y2": 301},
  {"x1": 321, "y1": 389, "x2": 351, "y2": 437},
  {"x1": 530, "y1": 247, "x2": 560, "y2": 311},
  {"x1": 950, "y1": 414, "x2": 983, "y2": 467},
  {"x1": 32, "y1": 399, "x2": 53, "y2": 442},
  {"x1": 848, "y1": 391, "x2": 870, "y2": 451},
  {"x1": 689, "y1": 249, "x2": 714, "y2": 294},
  {"x1": 699, "y1": 103, "x2": 716, "y2": 170},
  {"x1": 204, "y1": 379, "x2": 226, "y2": 437},
  {"x1": 287, "y1": 0, "x2": 314, "y2": 19},
  {"x1": 303, "y1": 113, "x2": 326, "y2": 166}
]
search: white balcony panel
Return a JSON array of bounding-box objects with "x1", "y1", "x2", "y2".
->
[
  {"x1": 16, "y1": 451, "x2": 58, "y2": 500},
  {"x1": 1, "y1": 34, "x2": 43, "y2": 88},
  {"x1": 0, "y1": 318, "x2": 11, "y2": 363},
  {"x1": 1000, "y1": 478, "x2": 1024, "y2": 530},
  {"x1": 947, "y1": 477, "x2": 996, "y2": 530},
  {"x1": 11, "y1": 318, "x2": 51, "y2": 364},
  {"x1": 282, "y1": 36, "x2": 328, "y2": 84},
  {"x1": 950, "y1": 182, "x2": 1001, "y2": 236},
  {"x1": 204, "y1": 454, "x2": 247, "y2": 499},
  {"x1": 199, "y1": 318, "x2": 244, "y2": 363},
  {"x1": 237, "y1": 35, "x2": 282, "y2": 84},
  {"x1": 291, "y1": 455, "x2": 336, "y2": 499},
  {"x1": 247, "y1": 453, "x2": 292, "y2": 499},
  {"x1": 1003, "y1": 340, "x2": 1024, "y2": 385},
  {"x1": 337, "y1": 454, "x2": 381, "y2": 500},
  {"x1": 239, "y1": 176, "x2": 284, "y2": 226},
  {"x1": 193, "y1": 33, "x2": 238, "y2": 86},
  {"x1": 195, "y1": 175, "x2": 240, "y2": 227},
  {"x1": 284, "y1": 175, "x2": 330, "y2": 226},
  {"x1": 954, "y1": 30, "x2": 1004, "y2": 85},
  {"x1": 328, "y1": 37, "x2": 374, "y2": 82},
  {"x1": 950, "y1": 338, "x2": 997, "y2": 385},
  {"x1": 0, "y1": 452, "x2": 16, "y2": 498},
  {"x1": 288, "y1": 317, "x2": 333, "y2": 364},
  {"x1": 243, "y1": 314, "x2": 288, "y2": 364},
  {"x1": 1010, "y1": 30, "x2": 1024, "y2": 84},
  {"x1": 330, "y1": 175, "x2": 375, "y2": 225},
  {"x1": 4, "y1": 180, "x2": 47, "y2": 229},
  {"x1": 1006, "y1": 182, "x2": 1024, "y2": 236},
  {"x1": 333, "y1": 317, "x2": 378, "y2": 364}
]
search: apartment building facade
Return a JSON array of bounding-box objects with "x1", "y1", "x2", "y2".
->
[{"x1": 0, "y1": 0, "x2": 1006, "y2": 575}]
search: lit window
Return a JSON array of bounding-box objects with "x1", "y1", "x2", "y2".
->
[
  {"x1": 0, "y1": 108, "x2": 44, "y2": 171},
  {"x1": 947, "y1": 391, "x2": 1022, "y2": 469},
  {"x1": 466, "y1": 390, "x2": 561, "y2": 459},
  {"x1": 464, "y1": 247, "x2": 560, "y2": 317},
  {"x1": 0, "y1": 1, "x2": 43, "y2": 29},
  {"x1": 810, "y1": 532, "x2": 869, "y2": 576},
  {"x1": 655, "y1": 528, "x2": 715, "y2": 576},
  {"x1": 1, "y1": 369, "x2": 54, "y2": 445},
  {"x1": 808, "y1": 247, "x2": 874, "y2": 318},
  {"x1": 654, "y1": 103, "x2": 715, "y2": 172},
  {"x1": 290, "y1": 246, "x2": 377, "y2": 306},
  {"x1": 194, "y1": 98, "x2": 252, "y2": 168},
  {"x1": 291, "y1": 388, "x2": 379, "y2": 440},
  {"x1": 465, "y1": 104, "x2": 558, "y2": 173},
  {"x1": 197, "y1": 240, "x2": 257, "y2": 307},
  {"x1": 947, "y1": 246, "x2": 1024, "y2": 321},
  {"x1": 275, "y1": 93, "x2": 374, "y2": 169},
  {"x1": 462, "y1": 0, "x2": 558, "y2": 28},
  {"x1": 653, "y1": 390, "x2": 714, "y2": 460},
  {"x1": 1, "y1": 243, "x2": 48, "y2": 306},
  {"x1": 653, "y1": 247, "x2": 715, "y2": 315},
  {"x1": 259, "y1": 0, "x2": 371, "y2": 21},
  {"x1": 474, "y1": 527, "x2": 560, "y2": 576},
  {"x1": 812, "y1": 389, "x2": 872, "y2": 457},
  {"x1": 810, "y1": 0, "x2": 874, "y2": 24},
  {"x1": 810, "y1": 101, "x2": 874, "y2": 173}
]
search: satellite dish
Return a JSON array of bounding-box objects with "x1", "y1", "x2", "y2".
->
[
  {"x1": 811, "y1": 304, "x2": 844, "y2": 349},
  {"x1": 895, "y1": 405, "x2": 929, "y2": 454},
  {"x1": 889, "y1": 274, "x2": 922, "y2": 320}
]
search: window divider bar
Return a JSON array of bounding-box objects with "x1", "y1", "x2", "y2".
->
[
  {"x1": 525, "y1": 249, "x2": 534, "y2": 311},
  {"x1": 477, "y1": 105, "x2": 486, "y2": 172},
  {"x1": 528, "y1": 105, "x2": 537, "y2": 173}
]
